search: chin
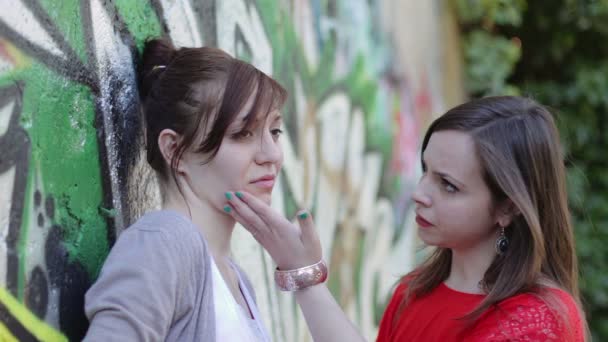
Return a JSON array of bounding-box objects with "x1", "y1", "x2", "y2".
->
[
  {"x1": 417, "y1": 230, "x2": 439, "y2": 247},
  {"x1": 253, "y1": 192, "x2": 272, "y2": 205}
]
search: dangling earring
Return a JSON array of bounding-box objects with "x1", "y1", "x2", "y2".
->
[{"x1": 495, "y1": 225, "x2": 509, "y2": 255}]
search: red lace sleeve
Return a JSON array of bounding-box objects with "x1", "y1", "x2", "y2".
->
[{"x1": 466, "y1": 289, "x2": 584, "y2": 341}]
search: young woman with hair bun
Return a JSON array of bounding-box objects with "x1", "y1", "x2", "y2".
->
[{"x1": 84, "y1": 39, "x2": 287, "y2": 342}]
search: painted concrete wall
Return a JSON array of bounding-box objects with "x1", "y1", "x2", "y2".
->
[{"x1": 0, "y1": 0, "x2": 462, "y2": 340}]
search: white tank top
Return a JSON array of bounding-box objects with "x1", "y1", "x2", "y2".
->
[{"x1": 211, "y1": 257, "x2": 271, "y2": 342}]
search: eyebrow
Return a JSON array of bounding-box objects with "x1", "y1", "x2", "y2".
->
[
  {"x1": 241, "y1": 112, "x2": 282, "y2": 123},
  {"x1": 422, "y1": 157, "x2": 465, "y2": 188},
  {"x1": 434, "y1": 170, "x2": 465, "y2": 188}
]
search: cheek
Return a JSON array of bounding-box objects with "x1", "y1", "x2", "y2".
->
[
  {"x1": 277, "y1": 146, "x2": 284, "y2": 169},
  {"x1": 222, "y1": 156, "x2": 250, "y2": 185},
  {"x1": 208, "y1": 146, "x2": 250, "y2": 185},
  {"x1": 436, "y1": 201, "x2": 472, "y2": 226},
  {"x1": 437, "y1": 194, "x2": 493, "y2": 228}
]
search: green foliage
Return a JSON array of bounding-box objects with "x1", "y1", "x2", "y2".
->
[
  {"x1": 455, "y1": 0, "x2": 527, "y2": 26},
  {"x1": 455, "y1": 0, "x2": 608, "y2": 339},
  {"x1": 463, "y1": 30, "x2": 521, "y2": 95}
]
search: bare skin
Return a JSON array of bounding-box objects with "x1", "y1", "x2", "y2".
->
[
  {"x1": 222, "y1": 130, "x2": 518, "y2": 341},
  {"x1": 225, "y1": 191, "x2": 365, "y2": 341}
]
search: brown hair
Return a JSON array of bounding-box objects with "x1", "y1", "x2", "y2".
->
[
  {"x1": 397, "y1": 96, "x2": 587, "y2": 338},
  {"x1": 138, "y1": 39, "x2": 287, "y2": 191}
]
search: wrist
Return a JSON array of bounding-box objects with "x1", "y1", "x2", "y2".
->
[{"x1": 274, "y1": 260, "x2": 328, "y2": 291}]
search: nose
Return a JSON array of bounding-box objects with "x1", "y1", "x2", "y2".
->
[
  {"x1": 411, "y1": 177, "x2": 432, "y2": 207},
  {"x1": 255, "y1": 131, "x2": 283, "y2": 165}
]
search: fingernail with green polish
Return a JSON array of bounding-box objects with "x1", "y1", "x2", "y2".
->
[
  {"x1": 225, "y1": 192, "x2": 232, "y2": 200},
  {"x1": 298, "y1": 212, "x2": 308, "y2": 220},
  {"x1": 235, "y1": 191, "x2": 243, "y2": 199},
  {"x1": 223, "y1": 205, "x2": 232, "y2": 213}
]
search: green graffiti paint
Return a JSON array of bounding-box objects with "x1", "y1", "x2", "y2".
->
[
  {"x1": 113, "y1": 0, "x2": 163, "y2": 49},
  {"x1": 20, "y1": 63, "x2": 108, "y2": 279},
  {"x1": 39, "y1": 0, "x2": 88, "y2": 62}
]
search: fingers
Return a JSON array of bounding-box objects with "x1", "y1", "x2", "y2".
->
[
  {"x1": 296, "y1": 210, "x2": 318, "y2": 245},
  {"x1": 232, "y1": 191, "x2": 285, "y2": 228},
  {"x1": 225, "y1": 204, "x2": 262, "y2": 240},
  {"x1": 296, "y1": 210, "x2": 323, "y2": 261},
  {"x1": 226, "y1": 191, "x2": 323, "y2": 269},
  {"x1": 224, "y1": 192, "x2": 268, "y2": 238}
]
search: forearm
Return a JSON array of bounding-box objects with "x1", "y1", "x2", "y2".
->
[{"x1": 294, "y1": 284, "x2": 367, "y2": 342}]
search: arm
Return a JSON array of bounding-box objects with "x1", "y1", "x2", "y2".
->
[
  {"x1": 295, "y1": 284, "x2": 366, "y2": 342},
  {"x1": 225, "y1": 191, "x2": 366, "y2": 342},
  {"x1": 83, "y1": 229, "x2": 182, "y2": 341}
]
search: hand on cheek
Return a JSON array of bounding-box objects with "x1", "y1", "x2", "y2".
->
[{"x1": 223, "y1": 191, "x2": 322, "y2": 270}]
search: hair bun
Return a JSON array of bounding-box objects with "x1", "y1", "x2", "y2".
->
[{"x1": 139, "y1": 38, "x2": 176, "y2": 100}]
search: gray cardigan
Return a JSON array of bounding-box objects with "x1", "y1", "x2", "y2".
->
[{"x1": 83, "y1": 210, "x2": 256, "y2": 341}]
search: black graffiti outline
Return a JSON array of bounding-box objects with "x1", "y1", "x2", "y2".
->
[
  {"x1": 0, "y1": 0, "x2": 145, "y2": 338},
  {"x1": 0, "y1": 299, "x2": 37, "y2": 341},
  {"x1": 0, "y1": 0, "x2": 97, "y2": 92},
  {"x1": 147, "y1": 0, "x2": 217, "y2": 47},
  {"x1": 0, "y1": 82, "x2": 29, "y2": 298}
]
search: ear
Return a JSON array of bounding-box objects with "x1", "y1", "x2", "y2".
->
[
  {"x1": 495, "y1": 199, "x2": 519, "y2": 228},
  {"x1": 158, "y1": 129, "x2": 185, "y2": 173}
]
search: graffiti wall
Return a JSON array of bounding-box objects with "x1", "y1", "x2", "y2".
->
[{"x1": 0, "y1": 0, "x2": 460, "y2": 340}]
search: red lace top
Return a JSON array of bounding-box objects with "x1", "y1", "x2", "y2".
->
[{"x1": 377, "y1": 281, "x2": 584, "y2": 341}]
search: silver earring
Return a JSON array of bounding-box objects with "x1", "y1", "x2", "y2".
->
[{"x1": 495, "y1": 225, "x2": 509, "y2": 255}]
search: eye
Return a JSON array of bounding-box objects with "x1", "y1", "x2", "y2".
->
[
  {"x1": 232, "y1": 130, "x2": 253, "y2": 140},
  {"x1": 271, "y1": 128, "x2": 283, "y2": 139},
  {"x1": 441, "y1": 178, "x2": 458, "y2": 193}
]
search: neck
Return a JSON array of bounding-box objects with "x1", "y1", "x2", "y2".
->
[
  {"x1": 446, "y1": 237, "x2": 497, "y2": 294},
  {"x1": 163, "y1": 187, "x2": 235, "y2": 261}
]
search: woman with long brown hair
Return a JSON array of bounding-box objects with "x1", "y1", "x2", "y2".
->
[
  {"x1": 83, "y1": 39, "x2": 287, "y2": 341},
  {"x1": 224, "y1": 96, "x2": 588, "y2": 341}
]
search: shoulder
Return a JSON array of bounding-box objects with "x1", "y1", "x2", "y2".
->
[
  {"x1": 388, "y1": 272, "x2": 431, "y2": 303},
  {"x1": 385, "y1": 277, "x2": 412, "y2": 309},
  {"x1": 469, "y1": 288, "x2": 584, "y2": 341},
  {"x1": 377, "y1": 279, "x2": 409, "y2": 340},
  {"x1": 381, "y1": 276, "x2": 417, "y2": 319},
  {"x1": 97, "y1": 210, "x2": 211, "y2": 281},
  {"x1": 118, "y1": 210, "x2": 207, "y2": 255},
  {"x1": 86, "y1": 211, "x2": 210, "y2": 309},
  {"x1": 128, "y1": 210, "x2": 198, "y2": 236}
]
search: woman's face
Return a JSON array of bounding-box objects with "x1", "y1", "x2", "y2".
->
[
  {"x1": 180, "y1": 103, "x2": 284, "y2": 211},
  {"x1": 411, "y1": 130, "x2": 500, "y2": 252}
]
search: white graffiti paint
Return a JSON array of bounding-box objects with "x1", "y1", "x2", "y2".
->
[
  {"x1": 159, "y1": 0, "x2": 203, "y2": 47},
  {"x1": 291, "y1": 1, "x2": 319, "y2": 70},
  {"x1": 0, "y1": 1, "x2": 65, "y2": 59},
  {"x1": 359, "y1": 198, "x2": 393, "y2": 337},
  {"x1": 0, "y1": 55, "x2": 12, "y2": 75},
  {"x1": 281, "y1": 76, "x2": 317, "y2": 210},
  {"x1": 0, "y1": 99, "x2": 13, "y2": 137},
  {"x1": 315, "y1": 93, "x2": 350, "y2": 258},
  {"x1": 90, "y1": 0, "x2": 139, "y2": 230},
  {"x1": 216, "y1": 0, "x2": 272, "y2": 74},
  {"x1": 0, "y1": 166, "x2": 14, "y2": 288},
  {"x1": 0, "y1": 95, "x2": 16, "y2": 289},
  {"x1": 334, "y1": 1, "x2": 374, "y2": 77}
]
